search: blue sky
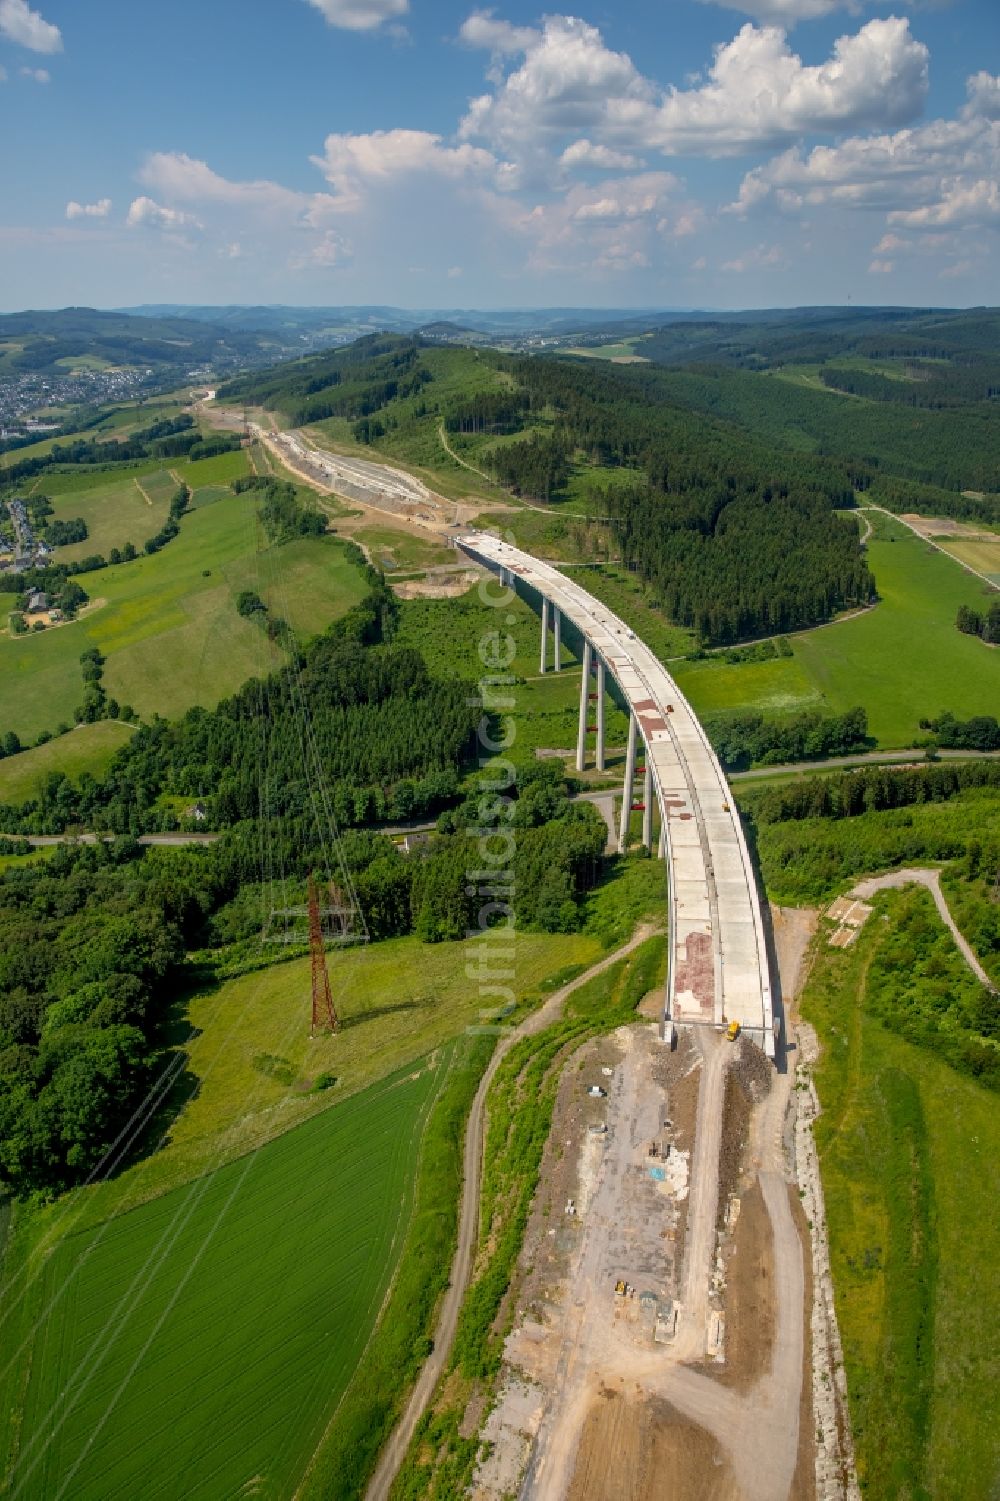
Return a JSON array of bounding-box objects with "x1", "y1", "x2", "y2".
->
[{"x1": 0, "y1": 0, "x2": 997, "y2": 309}]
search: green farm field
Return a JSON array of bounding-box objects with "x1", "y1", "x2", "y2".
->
[
  {"x1": 934, "y1": 533, "x2": 1000, "y2": 583},
  {"x1": 563, "y1": 338, "x2": 650, "y2": 362},
  {"x1": 0, "y1": 490, "x2": 367, "y2": 743},
  {"x1": 802, "y1": 900, "x2": 1000, "y2": 1499},
  {"x1": 46, "y1": 475, "x2": 172, "y2": 563},
  {"x1": 0, "y1": 1055, "x2": 453, "y2": 1501},
  {"x1": 671, "y1": 510, "x2": 1000, "y2": 745},
  {"x1": 0, "y1": 721, "x2": 134, "y2": 803},
  {"x1": 62, "y1": 924, "x2": 608, "y2": 1228}
]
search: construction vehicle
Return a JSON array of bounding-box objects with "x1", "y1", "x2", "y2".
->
[
  {"x1": 726, "y1": 1019, "x2": 741, "y2": 1041},
  {"x1": 614, "y1": 1279, "x2": 627, "y2": 1297}
]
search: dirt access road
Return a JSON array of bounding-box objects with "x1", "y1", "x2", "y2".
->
[
  {"x1": 364, "y1": 924, "x2": 659, "y2": 1501},
  {"x1": 851, "y1": 866, "x2": 998, "y2": 991}
]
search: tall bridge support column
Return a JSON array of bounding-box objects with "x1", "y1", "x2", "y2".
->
[
  {"x1": 657, "y1": 815, "x2": 667, "y2": 860},
  {"x1": 595, "y1": 658, "x2": 606, "y2": 772},
  {"x1": 617, "y1": 712, "x2": 637, "y2": 854},
  {"x1": 553, "y1": 606, "x2": 562, "y2": 671},
  {"x1": 576, "y1": 639, "x2": 592, "y2": 772},
  {"x1": 642, "y1": 761, "x2": 653, "y2": 851},
  {"x1": 539, "y1": 597, "x2": 549, "y2": 674}
]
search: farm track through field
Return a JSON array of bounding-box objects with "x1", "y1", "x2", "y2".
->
[
  {"x1": 860, "y1": 505, "x2": 1000, "y2": 590},
  {"x1": 365, "y1": 922, "x2": 658, "y2": 1501}
]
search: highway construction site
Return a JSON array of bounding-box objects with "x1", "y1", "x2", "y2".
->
[
  {"x1": 197, "y1": 412, "x2": 860, "y2": 1501},
  {"x1": 471, "y1": 912, "x2": 858, "y2": 1501}
]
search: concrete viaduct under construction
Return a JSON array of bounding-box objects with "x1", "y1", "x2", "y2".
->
[{"x1": 456, "y1": 532, "x2": 777, "y2": 1058}]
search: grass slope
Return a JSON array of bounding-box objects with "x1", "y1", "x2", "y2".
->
[
  {"x1": 3, "y1": 1057, "x2": 450, "y2": 1501},
  {"x1": 46, "y1": 475, "x2": 171, "y2": 564},
  {"x1": 0, "y1": 491, "x2": 367, "y2": 741},
  {"x1": 67, "y1": 927, "x2": 607, "y2": 1229},
  {"x1": 793, "y1": 511, "x2": 1000, "y2": 744},
  {"x1": 0, "y1": 722, "x2": 134, "y2": 803},
  {"x1": 670, "y1": 511, "x2": 1000, "y2": 745},
  {"x1": 803, "y1": 905, "x2": 1000, "y2": 1499}
]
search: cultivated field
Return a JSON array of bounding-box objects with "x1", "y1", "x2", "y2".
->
[
  {"x1": 43, "y1": 472, "x2": 172, "y2": 563},
  {"x1": 2, "y1": 1057, "x2": 453, "y2": 1501},
  {"x1": 934, "y1": 533, "x2": 1000, "y2": 584}
]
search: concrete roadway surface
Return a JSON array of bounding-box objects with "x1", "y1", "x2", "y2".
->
[
  {"x1": 363, "y1": 924, "x2": 659, "y2": 1501},
  {"x1": 523, "y1": 1028, "x2": 804, "y2": 1501}
]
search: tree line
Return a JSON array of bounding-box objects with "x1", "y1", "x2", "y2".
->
[{"x1": 956, "y1": 602, "x2": 1000, "y2": 646}]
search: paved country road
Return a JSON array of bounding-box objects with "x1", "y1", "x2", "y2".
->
[
  {"x1": 730, "y1": 746, "x2": 1000, "y2": 781},
  {"x1": 363, "y1": 923, "x2": 658, "y2": 1501}
]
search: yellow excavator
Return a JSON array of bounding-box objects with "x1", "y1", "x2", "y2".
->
[{"x1": 726, "y1": 1019, "x2": 741, "y2": 1042}]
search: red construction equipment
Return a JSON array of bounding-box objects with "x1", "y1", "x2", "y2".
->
[
  {"x1": 309, "y1": 873, "x2": 340, "y2": 1036},
  {"x1": 631, "y1": 801, "x2": 646, "y2": 811}
]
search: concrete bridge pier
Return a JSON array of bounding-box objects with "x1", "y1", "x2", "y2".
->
[
  {"x1": 642, "y1": 762, "x2": 654, "y2": 851},
  {"x1": 576, "y1": 640, "x2": 593, "y2": 772},
  {"x1": 539, "y1": 597, "x2": 549, "y2": 674},
  {"x1": 617, "y1": 713, "x2": 638, "y2": 854},
  {"x1": 595, "y1": 658, "x2": 606, "y2": 772},
  {"x1": 553, "y1": 606, "x2": 562, "y2": 671}
]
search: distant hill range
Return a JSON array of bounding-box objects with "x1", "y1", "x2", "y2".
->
[
  {"x1": 3, "y1": 302, "x2": 997, "y2": 383},
  {"x1": 0, "y1": 307, "x2": 308, "y2": 378}
]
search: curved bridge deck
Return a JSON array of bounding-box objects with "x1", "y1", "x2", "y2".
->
[{"x1": 457, "y1": 533, "x2": 775, "y2": 1056}]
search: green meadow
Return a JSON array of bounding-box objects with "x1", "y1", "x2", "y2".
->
[
  {"x1": 0, "y1": 868, "x2": 657, "y2": 1500},
  {"x1": 803, "y1": 899, "x2": 1000, "y2": 1500},
  {"x1": 0, "y1": 488, "x2": 368, "y2": 742},
  {"x1": 671, "y1": 510, "x2": 1000, "y2": 746},
  {"x1": 0, "y1": 722, "x2": 134, "y2": 803},
  {"x1": 1, "y1": 1057, "x2": 451, "y2": 1501},
  {"x1": 45, "y1": 473, "x2": 172, "y2": 563}
]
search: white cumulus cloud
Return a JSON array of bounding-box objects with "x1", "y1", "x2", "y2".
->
[
  {"x1": 126, "y1": 196, "x2": 201, "y2": 231},
  {"x1": 66, "y1": 198, "x2": 112, "y2": 220},
  {"x1": 559, "y1": 139, "x2": 641, "y2": 171},
  {"x1": 0, "y1": 0, "x2": 61, "y2": 52},
  {"x1": 289, "y1": 228, "x2": 353, "y2": 269},
  {"x1": 459, "y1": 11, "x2": 538, "y2": 54},
  {"x1": 303, "y1": 0, "x2": 408, "y2": 32},
  {"x1": 460, "y1": 14, "x2": 928, "y2": 163},
  {"x1": 19, "y1": 64, "x2": 48, "y2": 81},
  {"x1": 312, "y1": 128, "x2": 501, "y2": 207},
  {"x1": 139, "y1": 151, "x2": 341, "y2": 226},
  {"x1": 963, "y1": 70, "x2": 1000, "y2": 122},
  {"x1": 697, "y1": 0, "x2": 874, "y2": 24}
]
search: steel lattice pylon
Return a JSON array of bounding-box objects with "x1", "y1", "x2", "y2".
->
[{"x1": 308, "y1": 873, "x2": 340, "y2": 1036}]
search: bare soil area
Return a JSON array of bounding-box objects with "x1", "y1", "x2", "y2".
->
[
  {"x1": 717, "y1": 1178, "x2": 776, "y2": 1393},
  {"x1": 900, "y1": 512, "x2": 995, "y2": 539},
  {"x1": 567, "y1": 1391, "x2": 741, "y2": 1501}
]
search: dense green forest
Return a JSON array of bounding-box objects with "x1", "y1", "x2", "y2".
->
[{"x1": 0, "y1": 568, "x2": 612, "y2": 1196}]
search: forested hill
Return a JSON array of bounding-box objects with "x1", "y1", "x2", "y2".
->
[
  {"x1": 0, "y1": 307, "x2": 300, "y2": 376},
  {"x1": 221, "y1": 335, "x2": 876, "y2": 643}
]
